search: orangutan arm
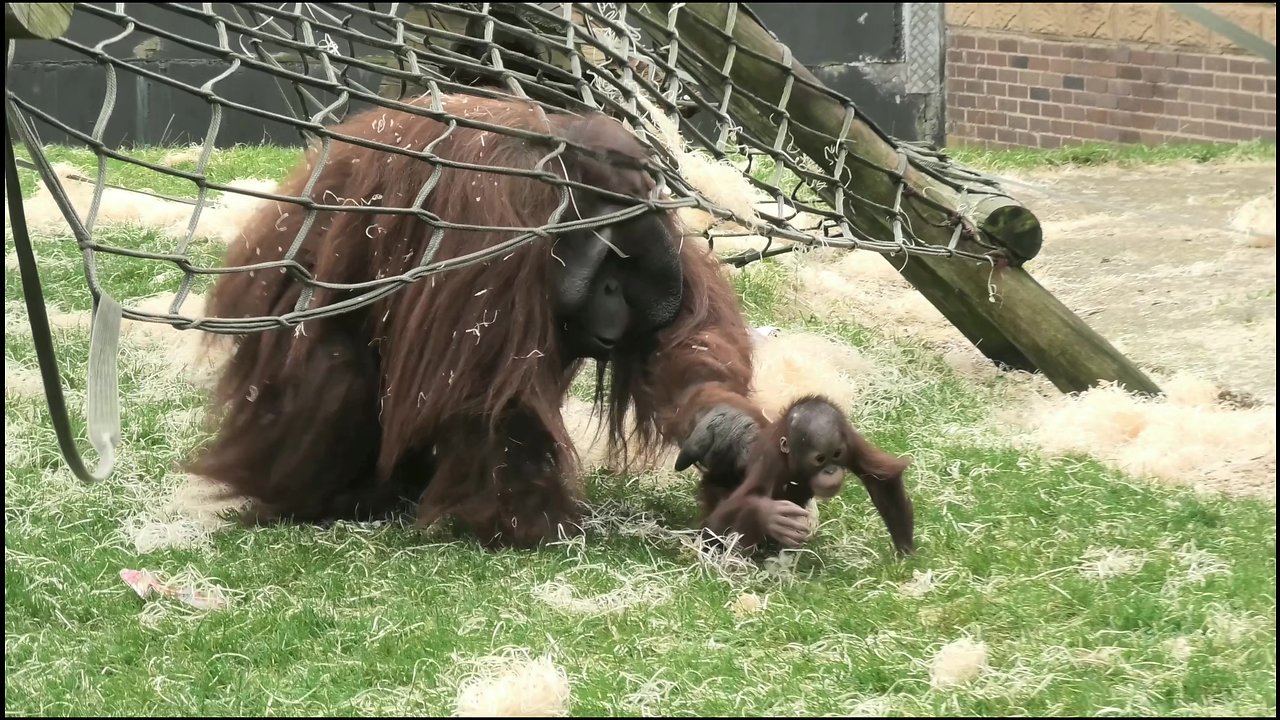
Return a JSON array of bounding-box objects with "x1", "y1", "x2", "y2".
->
[{"x1": 643, "y1": 242, "x2": 768, "y2": 489}]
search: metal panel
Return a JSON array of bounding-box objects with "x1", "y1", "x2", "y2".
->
[{"x1": 745, "y1": 2, "x2": 946, "y2": 145}]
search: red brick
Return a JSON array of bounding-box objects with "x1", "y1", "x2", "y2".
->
[
  {"x1": 1094, "y1": 62, "x2": 1119, "y2": 79},
  {"x1": 1241, "y1": 76, "x2": 1266, "y2": 93},
  {"x1": 1028, "y1": 55, "x2": 1050, "y2": 71},
  {"x1": 977, "y1": 36, "x2": 999, "y2": 51},
  {"x1": 1118, "y1": 64, "x2": 1143, "y2": 80},
  {"x1": 988, "y1": 51, "x2": 1011, "y2": 67},
  {"x1": 1117, "y1": 95, "x2": 1141, "y2": 112},
  {"x1": 957, "y1": 94, "x2": 977, "y2": 109},
  {"x1": 1049, "y1": 58, "x2": 1072, "y2": 74},
  {"x1": 1256, "y1": 94, "x2": 1276, "y2": 112},
  {"x1": 1051, "y1": 119, "x2": 1073, "y2": 135},
  {"x1": 1041, "y1": 43, "x2": 1063, "y2": 58},
  {"x1": 1095, "y1": 94, "x2": 1119, "y2": 109},
  {"x1": 1118, "y1": 128, "x2": 1141, "y2": 143},
  {"x1": 1029, "y1": 115, "x2": 1053, "y2": 132},
  {"x1": 1151, "y1": 51, "x2": 1177, "y2": 67},
  {"x1": 996, "y1": 96, "x2": 1019, "y2": 113},
  {"x1": 1130, "y1": 50, "x2": 1154, "y2": 66},
  {"x1": 1141, "y1": 66, "x2": 1168, "y2": 82},
  {"x1": 1131, "y1": 82, "x2": 1155, "y2": 99},
  {"x1": 1039, "y1": 134, "x2": 1063, "y2": 148},
  {"x1": 1202, "y1": 121, "x2": 1233, "y2": 139},
  {"x1": 977, "y1": 66, "x2": 999, "y2": 81},
  {"x1": 997, "y1": 68, "x2": 1019, "y2": 83},
  {"x1": 1177, "y1": 54, "x2": 1204, "y2": 70},
  {"x1": 1063, "y1": 45, "x2": 1085, "y2": 59},
  {"x1": 1010, "y1": 114, "x2": 1030, "y2": 130},
  {"x1": 1239, "y1": 109, "x2": 1268, "y2": 126},
  {"x1": 1021, "y1": 70, "x2": 1047, "y2": 87},
  {"x1": 1007, "y1": 84, "x2": 1029, "y2": 99},
  {"x1": 1204, "y1": 56, "x2": 1231, "y2": 72},
  {"x1": 1188, "y1": 71, "x2": 1214, "y2": 87},
  {"x1": 1154, "y1": 115, "x2": 1182, "y2": 132},
  {"x1": 977, "y1": 125, "x2": 997, "y2": 140},
  {"x1": 1139, "y1": 130, "x2": 1169, "y2": 144},
  {"x1": 977, "y1": 93, "x2": 998, "y2": 110},
  {"x1": 1084, "y1": 77, "x2": 1109, "y2": 93},
  {"x1": 1019, "y1": 100, "x2": 1041, "y2": 114},
  {"x1": 1229, "y1": 123, "x2": 1263, "y2": 141},
  {"x1": 947, "y1": 77, "x2": 966, "y2": 94},
  {"x1": 1021, "y1": 39, "x2": 1043, "y2": 56},
  {"x1": 1050, "y1": 88, "x2": 1073, "y2": 104},
  {"x1": 1228, "y1": 58, "x2": 1256, "y2": 75},
  {"x1": 947, "y1": 49, "x2": 964, "y2": 63},
  {"x1": 1230, "y1": 93, "x2": 1254, "y2": 109},
  {"x1": 966, "y1": 79, "x2": 985, "y2": 94},
  {"x1": 1215, "y1": 74, "x2": 1242, "y2": 91},
  {"x1": 997, "y1": 38, "x2": 1018, "y2": 53},
  {"x1": 954, "y1": 35, "x2": 977, "y2": 50},
  {"x1": 1203, "y1": 89, "x2": 1231, "y2": 105},
  {"x1": 1180, "y1": 87, "x2": 1205, "y2": 103},
  {"x1": 1042, "y1": 103, "x2": 1064, "y2": 119},
  {"x1": 1064, "y1": 105, "x2": 1088, "y2": 121},
  {"x1": 1153, "y1": 83, "x2": 1182, "y2": 101},
  {"x1": 1016, "y1": 130, "x2": 1039, "y2": 147},
  {"x1": 1095, "y1": 124, "x2": 1121, "y2": 142},
  {"x1": 1133, "y1": 113, "x2": 1158, "y2": 130},
  {"x1": 984, "y1": 81, "x2": 1009, "y2": 97},
  {"x1": 1189, "y1": 103, "x2": 1215, "y2": 120},
  {"x1": 1073, "y1": 122, "x2": 1098, "y2": 138},
  {"x1": 1181, "y1": 120, "x2": 1205, "y2": 137},
  {"x1": 1086, "y1": 107, "x2": 1110, "y2": 124},
  {"x1": 1166, "y1": 101, "x2": 1190, "y2": 116},
  {"x1": 1216, "y1": 106, "x2": 1242, "y2": 123},
  {"x1": 995, "y1": 127, "x2": 1017, "y2": 144}
]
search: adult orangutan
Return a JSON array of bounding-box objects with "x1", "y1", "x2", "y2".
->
[{"x1": 184, "y1": 92, "x2": 842, "y2": 549}]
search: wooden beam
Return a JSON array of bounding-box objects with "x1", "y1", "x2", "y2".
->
[
  {"x1": 5, "y1": 3, "x2": 73, "y2": 40},
  {"x1": 632, "y1": 3, "x2": 1161, "y2": 396}
]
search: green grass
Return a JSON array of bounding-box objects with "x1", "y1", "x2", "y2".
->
[
  {"x1": 943, "y1": 139, "x2": 1276, "y2": 172},
  {"x1": 12, "y1": 143, "x2": 304, "y2": 201},
  {"x1": 5, "y1": 145, "x2": 1276, "y2": 716}
]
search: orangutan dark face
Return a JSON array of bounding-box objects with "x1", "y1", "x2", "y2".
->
[{"x1": 552, "y1": 202, "x2": 683, "y2": 360}]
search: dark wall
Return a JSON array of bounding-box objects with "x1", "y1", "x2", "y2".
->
[
  {"x1": 7, "y1": 2, "x2": 398, "y2": 148},
  {"x1": 7, "y1": 3, "x2": 943, "y2": 149},
  {"x1": 746, "y1": 3, "x2": 945, "y2": 145}
]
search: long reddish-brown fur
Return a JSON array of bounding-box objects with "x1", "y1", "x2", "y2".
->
[
  {"x1": 703, "y1": 394, "x2": 915, "y2": 554},
  {"x1": 185, "y1": 92, "x2": 767, "y2": 548}
]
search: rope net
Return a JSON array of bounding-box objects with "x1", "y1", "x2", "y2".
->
[{"x1": 6, "y1": 2, "x2": 1018, "y2": 336}]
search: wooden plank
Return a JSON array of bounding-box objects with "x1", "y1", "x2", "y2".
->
[
  {"x1": 632, "y1": 2, "x2": 1162, "y2": 395},
  {"x1": 5, "y1": 3, "x2": 73, "y2": 40}
]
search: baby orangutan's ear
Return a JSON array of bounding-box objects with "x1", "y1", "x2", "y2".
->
[{"x1": 779, "y1": 436, "x2": 789, "y2": 454}]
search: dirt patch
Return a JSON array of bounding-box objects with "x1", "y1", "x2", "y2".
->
[
  {"x1": 769, "y1": 160, "x2": 1276, "y2": 500},
  {"x1": 1006, "y1": 160, "x2": 1276, "y2": 407}
]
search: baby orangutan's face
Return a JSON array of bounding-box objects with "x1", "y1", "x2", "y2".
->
[{"x1": 781, "y1": 434, "x2": 847, "y2": 499}]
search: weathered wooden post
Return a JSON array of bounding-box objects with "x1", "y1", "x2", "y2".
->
[
  {"x1": 6, "y1": 3, "x2": 73, "y2": 40},
  {"x1": 631, "y1": 3, "x2": 1162, "y2": 396}
]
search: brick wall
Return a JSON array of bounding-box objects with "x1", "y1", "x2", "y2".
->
[{"x1": 945, "y1": 3, "x2": 1277, "y2": 149}]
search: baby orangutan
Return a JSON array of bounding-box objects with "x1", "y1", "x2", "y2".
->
[{"x1": 701, "y1": 395, "x2": 915, "y2": 555}]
